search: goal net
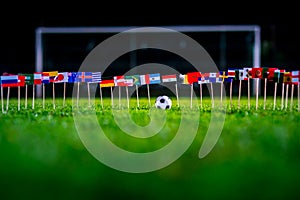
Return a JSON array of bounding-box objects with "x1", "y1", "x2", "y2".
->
[{"x1": 35, "y1": 25, "x2": 261, "y2": 98}]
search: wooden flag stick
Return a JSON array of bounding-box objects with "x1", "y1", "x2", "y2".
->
[
  {"x1": 248, "y1": 79, "x2": 250, "y2": 110},
  {"x1": 135, "y1": 84, "x2": 140, "y2": 108},
  {"x1": 285, "y1": 84, "x2": 289, "y2": 110},
  {"x1": 76, "y1": 82, "x2": 80, "y2": 108},
  {"x1": 263, "y1": 78, "x2": 267, "y2": 110},
  {"x1": 32, "y1": 85, "x2": 35, "y2": 109},
  {"x1": 52, "y1": 82, "x2": 56, "y2": 110},
  {"x1": 42, "y1": 83, "x2": 45, "y2": 109},
  {"x1": 110, "y1": 86, "x2": 114, "y2": 108},
  {"x1": 199, "y1": 83, "x2": 202, "y2": 109},
  {"x1": 6, "y1": 87, "x2": 10, "y2": 112},
  {"x1": 126, "y1": 86, "x2": 129, "y2": 109},
  {"x1": 238, "y1": 80, "x2": 242, "y2": 109},
  {"x1": 255, "y1": 79, "x2": 259, "y2": 111},
  {"x1": 220, "y1": 83, "x2": 223, "y2": 107},
  {"x1": 281, "y1": 83, "x2": 285, "y2": 110},
  {"x1": 190, "y1": 84, "x2": 193, "y2": 109},
  {"x1": 291, "y1": 84, "x2": 294, "y2": 112},
  {"x1": 147, "y1": 84, "x2": 151, "y2": 107},
  {"x1": 18, "y1": 86, "x2": 20, "y2": 111},
  {"x1": 87, "y1": 82, "x2": 91, "y2": 107},
  {"x1": 211, "y1": 82, "x2": 214, "y2": 109},
  {"x1": 298, "y1": 84, "x2": 300, "y2": 112},
  {"x1": 25, "y1": 84, "x2": 28, "y2": 109},
  {"x1": 230, "y1": 81, "x2": 233, "y2": 108},
  {"x1": 273, "y1": 82, "x2": 277, "y2": 110},
  {"x1": 1, "y1": 86, "x2": 4, "y2": 113},
  {"x1": 99, "y1": 86, "x2": 103, "y2": 109},
  {"x1": 118, "y1": 86, "x2": 121, "y2": 109},
  {"x1": 63, "y1": 82, "x2": 66, "y2": 107},
  {"x1": 175, "y1": 83, "x2": 180, "y2": 107}
]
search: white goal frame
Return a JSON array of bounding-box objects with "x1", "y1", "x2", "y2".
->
[{"x1": 35, "y1": 25, "x2": 261, "y2": 97}]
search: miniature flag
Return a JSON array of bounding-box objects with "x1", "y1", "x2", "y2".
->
[
  {"x1": 20, "y1": 74, "x2": 34, "y2": 85},
  {"x1": 216, "y1": 77, "x2": 223, "y2": 83},
  {"x1": 125, "y1": 75, "x2": 140, "y2": 85},
  {"x1": 198, "y1": 77, "x2": 208, "y2": 84},
  {"x1": 149, "y1": 73, "x2": 161, "y2": 84},
  {"x1": 208, "y1": 72, "x2": 219, "y2": 83},
  {"x1": 267, "y1": 68, "x2": 278, "y2": 80},
  {"x1": 262, "y1": 67, "x2": 269, "y2": 78},
  {"x1": 54, "y1": 72, "x2": 68, "y2": 83},
  {"x1": 283, "y1": 72, "x2": 292, "y2": 84},
  {"x1": 43, "y1": 71, "x2": 58, "y2": 82},
  {"x1": 292, "y1": 71, "x2": 300, "y2": 83},
  {"x1": 252, "y1": 68, "x2": 263, "y2": 78},
  {"x1": 228, "y1": 69, "x2": 236, "y2": 77},
  {"x1": 198, "y1": 77, "x2": 202, "y2": 84},
  {"x1": 42, "y1": 72, "x2": 50, "y2": 84},
  {"x1": 162, "y1": 74, "x2": 177, "y2": 83},
  {"x1": 114, "y1": 76, "x2": 133, "y2": 86},
  {"x1": 0, "y1": 75, "x2": 25, "y2": 87},
  {"x1": 219, "y1": 71, "x2": 228, "y2": 82},
  {"x1": 235, "y1": 69, "x2": 243, "y2": 80},
  {"x1": 76, "y1": 72, "x2": 93, "y2": 82},
  {"x1": 179, "y1": 74, "x2": 189, "y2": 84},
  {"x1": 273, "y1": 69, "x2": 285, "y2": 83},
  {"x1": 187, "y1": 72, "x2": 201, "y2": 84},
  {"x1": 100, "y1": 80, "x2": 115, "y2": 88},
  {"x1": 34, "y1": 73, "x2": 42, "y2": 85},
  {"x1": 91, "y1": 72, "x2": 102, "y2": 83},
  {"x1": 68, "y1": 72, "x2": 78, "y2": 83},
  {"x1": 140, "y1": 74, "x2": 150, "y2": 85},
  {"x1": 224, "y1": 70, "x2": 235, "y2": 82},
  {"x1": 200, "y1": 73, "x2": 210, "y2": 83},
  {"x1": 242, "y1": 68, "x2": 252, "y2": 80}
]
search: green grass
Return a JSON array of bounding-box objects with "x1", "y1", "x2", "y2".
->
[{"x1": 1, "y1": 97, "x2": 300, "y2": 200}]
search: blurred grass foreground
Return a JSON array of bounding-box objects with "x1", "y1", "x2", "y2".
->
[{"x1": 0, "y1": 98, "x2": 300, "y2": 200}]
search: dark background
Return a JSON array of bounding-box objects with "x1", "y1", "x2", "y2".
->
[{"x1": 0, "y1": 3, "x2": 299, "y2": 74}]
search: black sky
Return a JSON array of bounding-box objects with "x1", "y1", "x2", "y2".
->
[{"x1": 0, "y1": 3, "x2": 299, "y2": 73}]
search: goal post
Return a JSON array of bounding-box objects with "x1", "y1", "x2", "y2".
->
[{"x1": 35, "y1": 25, "x2": 261, "y2": 97}]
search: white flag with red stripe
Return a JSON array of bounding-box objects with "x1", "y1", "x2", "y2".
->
[
  {"x1": 54, "y1": 72, "x2": 69, "y2": 83},
  {"x1": 162, "y1": 74, "x2": 177, "y2": 83}
]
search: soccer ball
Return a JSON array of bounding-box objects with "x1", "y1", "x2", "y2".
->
[{"x1": 155, "y1": 95, "x2": 172, "y2": 110}]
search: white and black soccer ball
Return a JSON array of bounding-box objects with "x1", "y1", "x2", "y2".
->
[{"x1": 155, "y1": 95, "x2": 172, "y2": 110}]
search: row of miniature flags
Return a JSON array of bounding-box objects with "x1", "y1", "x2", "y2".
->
[
  {"x1": 0, "y1": 68, "x2": 300, "y2": 113},
  {"x1": 1, "y1": 69, "x2": 300, "y2": 88},
  {"x1": 0, "y1": 71, "x2": 102, "y2": 87}
]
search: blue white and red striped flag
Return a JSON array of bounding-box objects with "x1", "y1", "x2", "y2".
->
[{"x1": 42, "y1": 72, "x2": 50, "y2": 84}]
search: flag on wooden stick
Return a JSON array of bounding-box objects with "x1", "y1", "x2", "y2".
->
[
  {"x1": 162, "y1": 74, "x2": 179, "y2": 106},
  {"x1": 125, "y1": 75, "x2": 140, "y2": 108},
  {"x1": 100, "y1": 80, "x2": 115, "y2": 108},
  {"x1": 19, "y1": 74, "x2": 34, "y2": 109}
]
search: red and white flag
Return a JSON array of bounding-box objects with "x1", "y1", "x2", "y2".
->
[
  {"x1": 140, "y1": 74, "x2": 150, "y2": 85},
  {"x1": 54, "y1": 72, "x2": 69, "y2": 83},
  {"x1": 292, "y1": 71, "x2": 300, "y2": 84},
  {"x1": 162, "y1": 74, "x2": 177, "y2": 83},
  {"x1": 114, "y1": 76, "x2": 134, "y2": 86}
]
